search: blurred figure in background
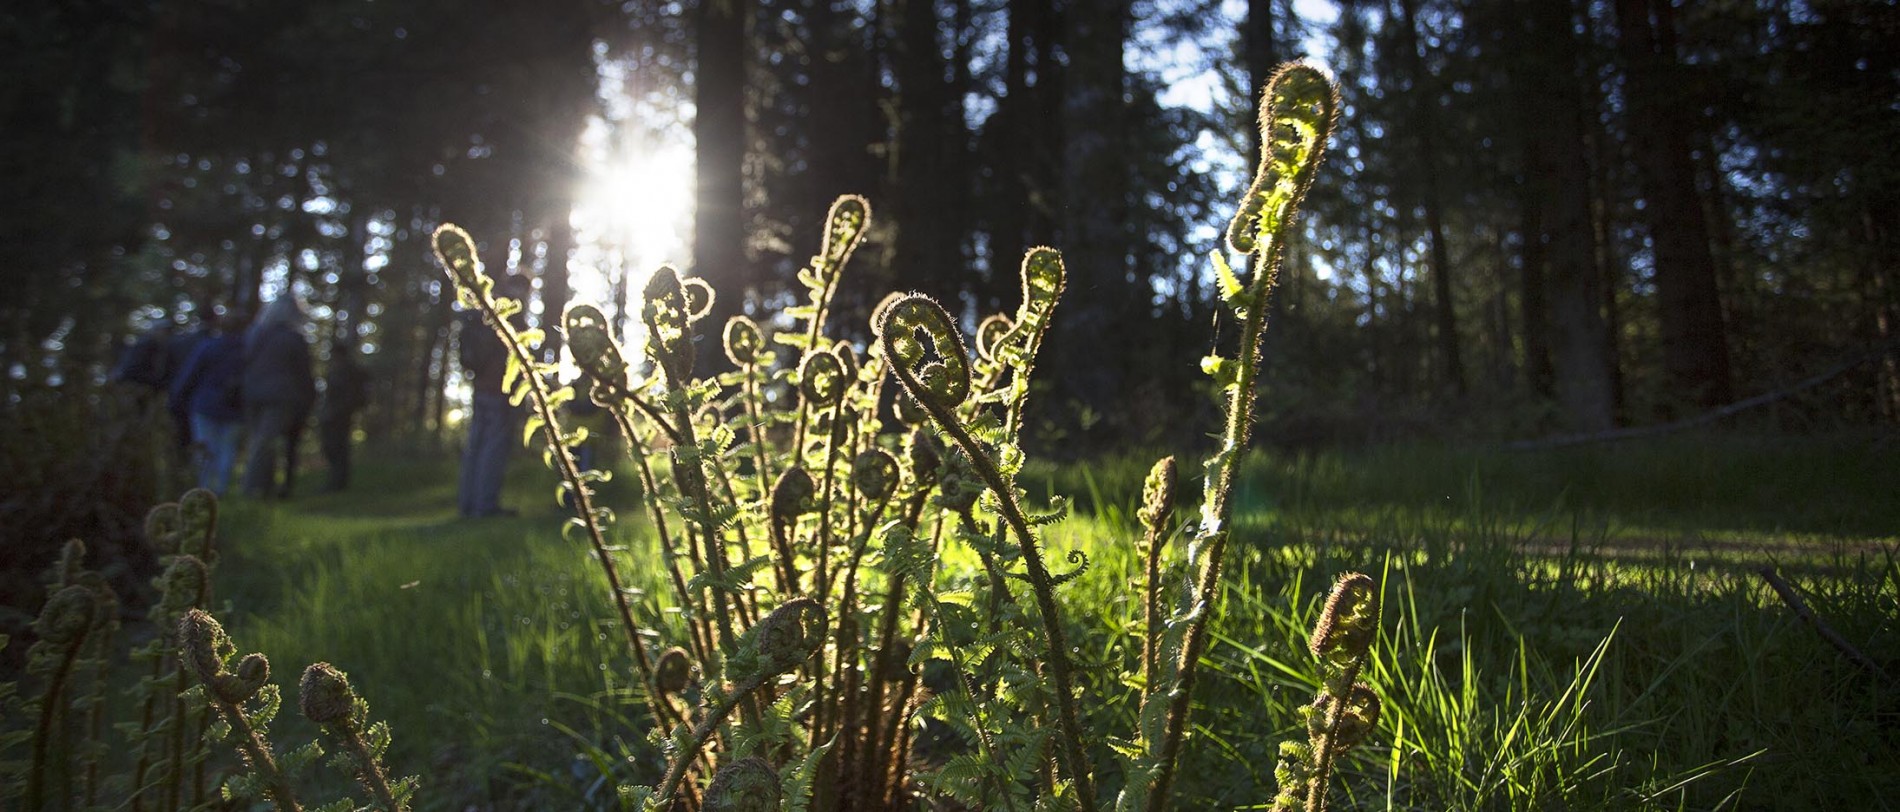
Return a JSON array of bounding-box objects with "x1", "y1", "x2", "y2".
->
[
  {"x1": 170, "y1": 306, "x2": 248, "y2": 495},
  {"x1": 457, "y1": 273, "x2": 529, "y2": 518},
  {"x1": 318, "y1": 334, "x2": 369, "y2": 493},
  {"x1": 111, "y1": 323, "x2": 175, "y2": 398},
  {"x1": 164, "y1": 308, "x2": 220, "y2": 452},
  {"x1": 239, "y1": 296, "x2": 315, "y2": 498}
]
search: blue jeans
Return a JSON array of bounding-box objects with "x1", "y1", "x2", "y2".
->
[
  {"x1": 191, "y1": 414, "x2": 242, "y2": 496},
  {"x1": 459, "y1": 390, "x2": 519, "y2": 517}
]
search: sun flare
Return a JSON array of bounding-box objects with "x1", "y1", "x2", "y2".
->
[{"x1": 569, "y1": 138, "x2": 695, "y2": 339}]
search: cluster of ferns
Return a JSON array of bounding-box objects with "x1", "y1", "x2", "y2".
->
[
  {"x1": 431, "y1": 60, "x2": 1375, "y2": 812},
  {"x1": 0, "y1": 60, "x2": 1383, "y2": 812}
]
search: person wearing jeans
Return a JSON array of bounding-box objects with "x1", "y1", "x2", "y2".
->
[
  {"x1": 170, "y1": 306, "x2": 247, "y2": 495},
  {"x1": 457, "y1": 273, "x2": 529, "y2": 518},
  {"x1": 458, "y1": 388, "x2": 518, "y2": 517},
  {"x1": 240, "y1": 297, "x2": 315, "y2": 498}
]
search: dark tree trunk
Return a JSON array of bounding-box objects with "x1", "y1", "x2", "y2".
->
[
  {"x1": 1866, "y1": 202, "x2": 1900, "y2": 422},
  {"x1": 1051, "y1": 0, "x2": 1133, "y2": 431},
  {"x1": 1242, "y1": 0, "x2": 1277, "y2": 161},
  {"x1": 693, "y1": 0, "x2": 748, "y2": 369},
  {"x1": 804, "y1": 0, "x2": 884, "y2": 314},
  {"x1": 1520, "y1": 0, "x2": 1615, "y2": 431},
  {"x1": 1396, "y1": 0, "x2": 1466, "y2": 395},
  {"x1": 539, "y1": 209, "x2": 575, "y2": 360},
  {"x1": 985, "y1": 0, "x2": 1062, "y2": 314},
  {"x1": 1613, "y1": 0, "x2": 1734, "y2": 412},
  {"x1": 890, "y1": 0, "x2": 961, "y2": 300},
  {"x1": 1516, "y1": 188, "x2": 1555, "y2": 399}
]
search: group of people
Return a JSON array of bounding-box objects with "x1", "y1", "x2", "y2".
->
[
  {"x1": 117, "y1": 273, "x2": 541, "y2": 519},
  {"x1": 114, "y1": 297, "x2": 368, "y2": 498}
]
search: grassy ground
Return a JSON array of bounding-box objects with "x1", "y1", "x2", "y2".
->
[{"x1": 211, "y1": 433, "x2": 1898, "y2": 810}]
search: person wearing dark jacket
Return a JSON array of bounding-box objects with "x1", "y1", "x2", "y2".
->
[
  {"x1": 239, "y1": 297, "x2": 316, "y2": 498},
  {"x1": 318, "y1": 335, "x2": 369, "y2": 492},
  {"x1": 164, "y1": 310, "x2": 218, "y2": 449},
  {"x1": 457, "y1": 274, "x2": 529, "y2": 518},
  {"x1": 170, "y1": 309, "x2": 247, "y2": 495}
]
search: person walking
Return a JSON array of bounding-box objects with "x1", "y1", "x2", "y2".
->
[
  {"x1": 165, "y1": 309, "x2": 220, "y2": 452},
  {"x1": 457, "y1": 274, "x2": 529, "y2": 518},
  {"x1": 318, "y1": 335, "x2": 369, "y2": 492},
  {"x1": 169, "y1": 307, "x2": 247, "y2": 495},
  {"x1": 239, "y1": 296, "x2": 315, "y2": 498}
]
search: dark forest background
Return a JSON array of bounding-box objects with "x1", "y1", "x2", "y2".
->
[{"x1": 5, "y1": 0, "x2": 1897, "y2": 454}]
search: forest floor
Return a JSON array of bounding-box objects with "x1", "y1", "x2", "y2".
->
[{"x1": 209, "y1": 433, "x2": 1898, "y2": 811}]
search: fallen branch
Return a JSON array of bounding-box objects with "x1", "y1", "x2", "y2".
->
[
  {"x1": 1508, "y1": 346, "x2": 1890, "y2": 451},
  {"x1": 1756, "y1": 565, "x2": 1888, "y2": 681}
]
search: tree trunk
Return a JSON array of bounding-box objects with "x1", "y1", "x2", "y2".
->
[
  {"x1": 539, "y1": 209, "x2": 575, "y2": 360},
  {"x1": 692, "y1": 0, "x2": 748, "y2": 370},
  {"x1": 1052, "y1": 0, "x2": 1133, "y2": 431},
  {"x1": 1242, "y1": 0, "x2": 1277, "y2": 162},
  {"x1": 890, "y1": 0, "x2": 959, "y2": 300},
  {"x1": 1520, "y1": 0, "x2": 1615, "y2": 431},
  {"x1": 1866, "y1": 202, "x2": 1900, "y2": 422},
  {"x1": 1512, "y1": 185, "x2": 1558, "y2": 401},
  {"x1": 1396, "y1": 0, "x2": 1467, "y2": 395},
  {"x1": 1613, "y1": 0, "x2": 1734, "y2": 412}
]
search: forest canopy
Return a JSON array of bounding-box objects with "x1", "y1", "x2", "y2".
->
[{"x1": 4, "y1": 0, "x2": 1896, "y2": 451}]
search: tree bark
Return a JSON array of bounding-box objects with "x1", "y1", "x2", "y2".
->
[
  {"x1": 1052, "y1": 0, "x2": 1134, "y2": 430},
  {"x1": 1396, "y1": 0, "x2": 1467, "y2": 395},
  {"x1": 890, "y1": 0, "x2": 960, "y2": 299},
  {"x1": 693, "y1": 0, "x2": 748, "y2": 370},
  {"x1": 1516, "y1": 192, "x2": 1555, "y2": 398},
  {"x1": 1613, "y1": 0, "x2": 1734, "y2": 412},
  {"x1": 1241, "y1": 0, "x2": 1277, "y2": 162},
  {"x1": 1520, "y1": 0, "x2": 1616, "y2": 431}
]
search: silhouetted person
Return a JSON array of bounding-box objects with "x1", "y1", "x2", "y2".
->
[
  {"x1": 239, "y1": 297, "x2": 315, "y2": 498},
  {"x1": 457, "y1": 274, "x2": 529, "y2": 518},
  {"x1": 164, "y1": 309, "x2": 220, "y2": 450},
  {"x1": 170, "y1": 307, "x2": 247, "y2": 495},
  {"x1": 318, "y1": 335, "x2": 369, "y2": 493},
  {"x1": 112, "y1": 324, "x2": 175, "y2": 404}
]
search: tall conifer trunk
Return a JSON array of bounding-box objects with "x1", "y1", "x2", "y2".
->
[
  {"x1": 1614, "y1": 0, "x2": 1734, "y2": 412},
  {"x1": 693, "y1": 0, "x2": 748, "y2": 370},
  {"x1": 1396, "y1": 0, "x2": 1467, "y2": 395},
  {"x1": 1521, "y1": 0, "x2": 1616, "y2": 431}
]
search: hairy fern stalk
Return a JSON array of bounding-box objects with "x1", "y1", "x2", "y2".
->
[{"x1": 427, "y1": 60, "x2": 1379, "y2": 812}]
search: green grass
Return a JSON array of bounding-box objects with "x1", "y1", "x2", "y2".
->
[{"x1": 210, "y1": 435, "x2": 1897, "y2": 810}]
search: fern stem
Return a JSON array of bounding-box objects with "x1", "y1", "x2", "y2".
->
[
  {"x1": 203, "y1": 689, "x2": 302, "y2": 812},
  {"x1": 1301, "y1": 656, "x2": 1367, "y2": 812},
  {"x1": 741, "y1": 372, "x2": 775, "y2": 499},
  {"x1": 1147, "y1": 253, "x2": 1276, "y2": 812},
  {"x1": 890, "y1": 359, "x2": 1098, "y2": 811},
  {"x1": 336, "y1": 721, "x2": 402, "y2": 811},
  {"x1": 857, "y1": 482, "x2": 935, "y2": 806},
  {"x1": 463, "y1": 280, "x2": 661, "y2": 712},
  {"x1": 653, "y1": 672, "x2": 768, "y2": 807},
  {"x1": 26, "y1": 623, "x2": 88, "y2": 812},
  {"x1": 1140, "y1": 522, "x2": 1166, "y2": 706},
  {"x1": 130, "y1": 650, "x2": 165, "y2": 811},
  {"x1": 165, "y1": 663, "x2": 189, "y2": 811},
  {"x1": 610, "y1": 405, "x2": 712, "y2": 664}
]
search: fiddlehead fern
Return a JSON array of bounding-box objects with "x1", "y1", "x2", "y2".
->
[
  {"x1": 178, "y1": 609, "x2": 302, "y2": 812},
  {"x1": 1273, "y1": 573, "x2": 1382, "y2": 812},
  {"x1": 876, "y1": 293, "x2": 1098, "y2": 811},
  {"x1": 300, "y1": 662, "x2": 414, "y2": 811},
  {"x1": 1138, "y1": 61, "x2": 1339, "y2": 812}
]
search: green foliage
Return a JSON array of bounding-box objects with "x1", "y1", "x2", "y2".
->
[{"x1": 427, "y1": 58, "x2": 1359, "y2": 812}]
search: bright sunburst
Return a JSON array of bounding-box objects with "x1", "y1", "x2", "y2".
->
[{"x1": 570, "y1": 125, "x2": 694, "y2": 340}]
